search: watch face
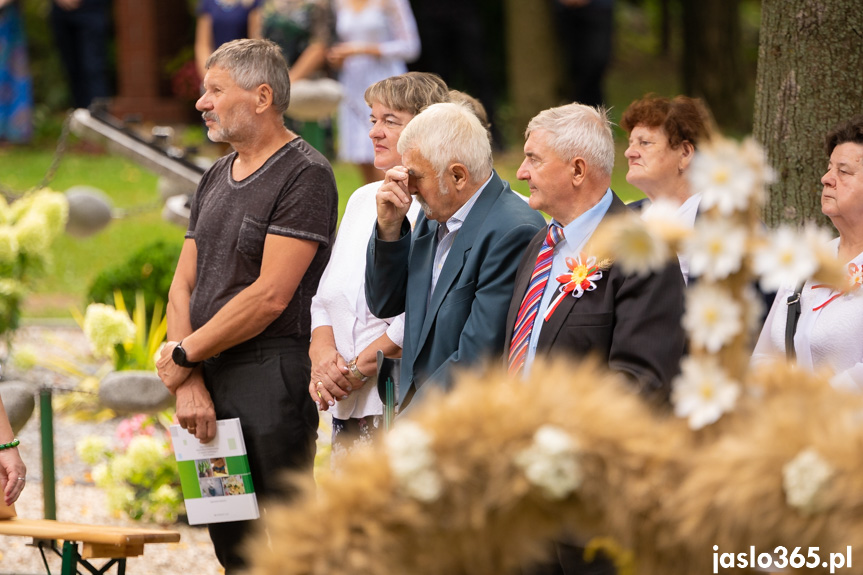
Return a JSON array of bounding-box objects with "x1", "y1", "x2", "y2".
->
[{"x1": 172, "y1": 344, "x2": 187, "y2": 366}]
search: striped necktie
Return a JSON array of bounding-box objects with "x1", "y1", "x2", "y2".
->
[{"x1": 508, "y1": 224, "x2": 565, "y2": 375}]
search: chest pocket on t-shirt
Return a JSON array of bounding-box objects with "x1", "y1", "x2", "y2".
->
[{"x1": 237, "y1": 215, "x2": 268, "y2": 262}]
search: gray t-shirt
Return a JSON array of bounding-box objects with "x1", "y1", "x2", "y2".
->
[{"x1": 186, "y1": 138, "x2": 338, "y2": 341}]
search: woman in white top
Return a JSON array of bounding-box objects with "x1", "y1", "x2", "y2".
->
[
  {"x1": 753, "y1": 116, "x2": 863, "y2": 390},
  {"x1": 621, "y1": 94, "x2": 714, "y2": 283},
  {"x1": 328, "y1": 0, "x2": 420, "y2": 184},
  {"x1": 308, "y1": 72, "x2": 448, "y2": 458}
]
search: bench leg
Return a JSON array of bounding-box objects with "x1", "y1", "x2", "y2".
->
[{"x1": 61, "y1": 540, "x2": 79, "y2": 575}]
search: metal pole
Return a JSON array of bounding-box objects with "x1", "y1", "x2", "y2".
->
[{"x1": 39, "y1": 387, "x2": 56, "y2": 520}]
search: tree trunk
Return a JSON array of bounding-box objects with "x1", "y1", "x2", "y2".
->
[
  {"x1": 659, "y1": 0, "x2": 672, "y2": 57},
  {"x1": 753, "y1": 0, "x2": 863, "y2": 229},
  {"x1": 505, "y1": 0, "x2": 560, "y2": 138},
  {"x1": 680, "y1": 0, "x2": 749, "y2": 132}
]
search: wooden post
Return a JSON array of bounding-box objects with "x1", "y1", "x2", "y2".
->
[{"x1": 110, "y1": 0, "x2": 195, "y2": 123}]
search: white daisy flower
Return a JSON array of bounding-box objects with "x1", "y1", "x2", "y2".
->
[
  {"x1": 752, "y1": 226, "x2": 818, "y2": 292},
  {"x1": 782, "y1": 448, "x2": 834, "y2": 514},
  {"x1": 385, "y1": 421, "x2": 442, "y2": 502},
  {"x1": 610, "y1": 219, "x2": 671, "y2": 278},
  {"x1": 689, "y1": 139, "x2": 757, "y2": 216},
  {"x1": 684, "y1": 219, "x2": 747, "y2": 281},
  {"x1": 672, "y1": 357, "x2": 741, "y2": 430},
  {"x1": 515, "y1": 425, "x2": 582, "y2": 500},
  {"x1": 683, "y1": 284, "x2": 743, "y2": 353}
]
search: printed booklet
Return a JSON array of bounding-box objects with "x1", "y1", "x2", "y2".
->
[{"x1": 170, "y1": 418, "x2": 259, "y2": 525}]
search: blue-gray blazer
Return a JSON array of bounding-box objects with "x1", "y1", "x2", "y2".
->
[{"x1": 365, "y1": 171, "x2": 546, "y2": 410}]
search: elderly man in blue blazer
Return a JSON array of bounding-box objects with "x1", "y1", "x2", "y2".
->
[{"x1": 365, "y1": 102, "x2": 545, "y2": 412}]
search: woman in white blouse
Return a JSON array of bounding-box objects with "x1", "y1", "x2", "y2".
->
[
  {"x1": 753, "y1": 116, "x2": 863, "y2": 390},
  {"x1": 308, "y1": 72, "x2": 448, "y2": 457}
]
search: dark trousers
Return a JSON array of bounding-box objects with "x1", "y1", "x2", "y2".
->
[
  {"x1": 202, "y1": 337, "x2": 319, "y2": 573},
  {"x1": 552, "y1": 1, "x2": 614, "y2": 108},
  {"x1": 50, "y1": 0, "x2": 111, "y2": 109}
]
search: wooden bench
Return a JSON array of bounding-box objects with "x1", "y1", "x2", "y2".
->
[{"x1": 0, "y1": 517, "x2": 181, "y2": 575}]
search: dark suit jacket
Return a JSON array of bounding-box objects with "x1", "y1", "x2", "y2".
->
[
  {"x1": 503, "y1": 193, "x2": 686, "y2": 400},
  {"x1": 366, "y1": 171, "x2": 546, "y2": 409}
]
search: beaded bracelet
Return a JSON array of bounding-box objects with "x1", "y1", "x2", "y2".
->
[{"x1": 0, "y1": 438, "x2": 20, "y2": 451}]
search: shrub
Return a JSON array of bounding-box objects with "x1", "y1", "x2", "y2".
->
[
  {"x1": 78, "y1": 412, "x2": 184, "y2": 525},
  {"x1": 87, "y1": 240, "x2": 181, "y2": 316}
]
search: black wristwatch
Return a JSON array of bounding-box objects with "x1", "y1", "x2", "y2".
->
[{"x1": 172, "y1": 340, "x2": 200, "y2": 368}]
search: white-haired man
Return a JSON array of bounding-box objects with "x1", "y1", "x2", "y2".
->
[
  {"x1": 156, "y1": 39, "x2": 338, "y2": 572},
  {"x1": 505, "y1": 104, "x2": 686, "y2": 574},
  {"x1": 366, "y1": 102, "x2": 545, "y2": 411}
]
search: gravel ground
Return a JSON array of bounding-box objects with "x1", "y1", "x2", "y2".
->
[{"x1": 0, "y1": 325, "x2": 326, "y2": 575}]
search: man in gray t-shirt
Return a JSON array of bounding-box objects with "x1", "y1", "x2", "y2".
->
[{"x1": 156, "y1": 39, "x2": 337, "y2": 573}]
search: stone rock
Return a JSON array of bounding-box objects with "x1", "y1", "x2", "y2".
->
[
  {"x1": 65, "y1": 186, "x2": 113, "y2": 237},
  {"x1": 0, "y1": 381, "x2": 37, "y2": 434},
  {"x1": 99, "y1": 371, "x2": 174, "y2": 414}
]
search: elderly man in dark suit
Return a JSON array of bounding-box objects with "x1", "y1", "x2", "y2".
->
[
  {"x1": 366, "y1": 102, "x2": 545, "y2": 412},
  {"x1": 504, "y1": 103, "x2": 686, "y2": 575}
]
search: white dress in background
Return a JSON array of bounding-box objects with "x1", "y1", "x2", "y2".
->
[
  {"x1": 752, "y1": 237, "x2": 863, "y2": 391},
  {"x1": 333, "y1": 0, "x2": 420, "y2": 163}
]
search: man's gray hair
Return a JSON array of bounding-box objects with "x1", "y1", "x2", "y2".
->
[
  {"x1": 526, "y1": 103, "x2": 615, "y2": 177},
  {"x1": 206, "y1": 39, "x2": 291, "y2": 115},
  {"x1": 397, "y1": 102, "x2": 493, "y2": 181}
]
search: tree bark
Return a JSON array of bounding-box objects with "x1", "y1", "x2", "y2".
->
[
  {"x1": 753, "y1": 0, "x2": 863, "y2": 228},
  {"x1": 680, "y1": 0, "x2": 749, "y2": 132},
  {"x1": 505, "y1": 0, "x2": 560, "y2": 137}
]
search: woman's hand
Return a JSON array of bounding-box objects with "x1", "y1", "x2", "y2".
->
[
  {"x1": 327, "y1": 42, "x2": 378, "y2": 68},
  {"x1": 0, "y1": 447, "x2": 26, "y2": 506},
  {"x1": 309, "y1": 343, "x2": 353, "y2": 410}
]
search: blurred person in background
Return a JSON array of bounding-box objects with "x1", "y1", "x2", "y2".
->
[
  {"x1": 261, "y1": 0, "x2": 333, "y2": 82},
  {"x1": 753, "y1": 115, "x2": 863, "y2": 391},
  {"x1": 328, "y1": 0, "x2": 420, "y2": 184},
  {"x1": 412, "y1": 0, "x2": 502, "y2": 148},
  {"x1": 261, "y1": 0, "x2": 335, "y2": 154},
  {"x1": 51, "y1": 0, "x2": 112, "y2": 109},
  {"x1": 0, "y1": 0, "x2": 32, "y2": 143},
  {"x1": 621, "y1": 94, "x2": 713, "y2": 283},
  {"x1": 552, "y1": 0, "x2": 614, "y2": 108},
  {"x1": 195, "y1": 0, "x2": 263, "y2": 81},
  {"x1": 309, "y1": 72, "x2": 448, "y2": 461}
]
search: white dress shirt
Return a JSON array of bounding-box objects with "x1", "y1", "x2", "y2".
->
[
  {"x1": 752, "y1": 237, "x2": 863, "y2": 391},
  {"x1": 430, "y1": 174, "x2": 490, "y2": 296},
  {"x1": 310, "y1": 180, "x2": 421, "y2": 419}
]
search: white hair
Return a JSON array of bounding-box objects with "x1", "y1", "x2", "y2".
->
[
  {"x1": 525, "y1": 103, "x2": 615, "y2": 177},
  {"x1": 397, "y1": 102, "x2": 492, "y2": 182}
]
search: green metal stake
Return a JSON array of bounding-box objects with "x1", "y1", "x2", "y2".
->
[{"x1": 39, "y1": 387, "x2": 56, "y2": 520}]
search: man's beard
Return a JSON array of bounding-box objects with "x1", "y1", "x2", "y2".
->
[
  {"x1": 203, "y1": 110, "x2": 247, "y2": 143},
  {"x1": 417, "y1": 178, "x2": 450, "y2": 219}
]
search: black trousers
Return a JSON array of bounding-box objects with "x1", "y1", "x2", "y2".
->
[
  {"x1": 50, "y1": 0, "x2": 112, "y2": 109},
  {"x1": 551, "y1": 1, "x2": 614, "y2": 108},
  {"x1": 202, "y1": 337, "x2": 319, "y2": 573}
]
